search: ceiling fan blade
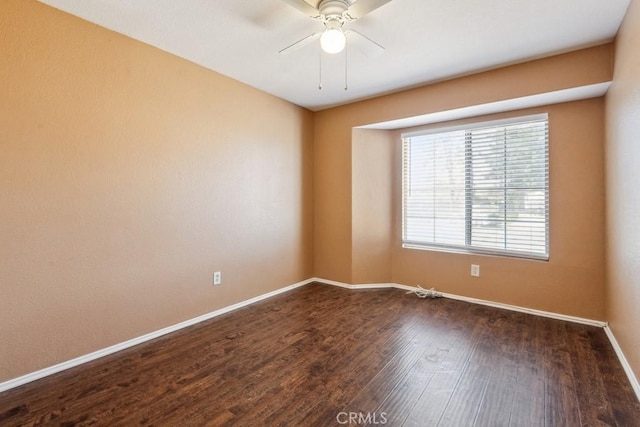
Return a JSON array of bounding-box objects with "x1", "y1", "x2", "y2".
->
[
  {"x1": 346, "y1": 29, "x2": 385, "y2": 57},
  {"x1": 279, "y1": 32, "x2": 321, "y2": 54},
  {"x1": 280, "y1": 0, "x2": 320, "y2": 17},
  {"x1": 347, "y1": 0, "x2": 392, "y2": 19}
]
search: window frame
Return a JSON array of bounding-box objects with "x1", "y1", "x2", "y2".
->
[{"x1": 401, "y1": 113, "x2": 550, "y2": 261}]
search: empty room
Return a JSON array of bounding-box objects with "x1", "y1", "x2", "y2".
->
[{"x1": 1, "y1": 0, "x2": 640, "y2": 425}]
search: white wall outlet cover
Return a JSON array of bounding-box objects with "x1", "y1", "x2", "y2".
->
[{"x1": 471, "y1": 265, "x2": 480, "y2": 277}]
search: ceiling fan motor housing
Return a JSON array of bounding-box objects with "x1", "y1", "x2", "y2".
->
[{"x1": 318, "y1": 0, "x2": 350, "y2": 21}]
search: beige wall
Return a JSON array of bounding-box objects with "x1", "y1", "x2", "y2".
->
[
  {"x1": 316, "y1": 45, "x2": 612, "y2": 318},
  {"x1": 605, "y1": 0, "x2": 640, "y2": 387},
  {"x1": 390, "y1": 101, "x2": 606, "y2": 319},
  {"x1": 352, "y1": 129, "x2": 394, "y2": 284},
  {"x1": 0, "y1": 0, "x2": 626, "y2": 387},
  {"x1": 0, "y1": 0, "x2": 313, "y2": 382}
]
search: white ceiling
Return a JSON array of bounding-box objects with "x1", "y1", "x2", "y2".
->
[{"x1": 38, "y1": 0, "x2": 630, "y2": 111}]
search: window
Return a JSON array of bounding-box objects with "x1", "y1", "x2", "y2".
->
[{"x1": 402, "y1": 114, "x2": 549, "y2": 260}]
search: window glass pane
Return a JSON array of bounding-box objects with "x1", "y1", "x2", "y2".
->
[
  {"x1": 402, "y1": 115, "x2": 548, "y2": 260},
  {"x1": 404, "y1": 131, "x2": 466, "y2": 246}
]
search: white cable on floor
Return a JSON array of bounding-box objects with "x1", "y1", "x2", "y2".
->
[{"x1": 407, "y1": 286, "x2": 442, "y2": 299}]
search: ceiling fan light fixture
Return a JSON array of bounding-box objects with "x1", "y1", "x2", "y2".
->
[{"x1": 320, "y1": 27, "x2": 346, "y2": 54}]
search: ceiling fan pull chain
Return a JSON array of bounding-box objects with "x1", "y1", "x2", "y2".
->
[
  {"x1": 344, "y1": 41, "x2": 348, "y2": 91},
  {"x1": 318, "y1": 47, "x2": 323, "y2": 90}
]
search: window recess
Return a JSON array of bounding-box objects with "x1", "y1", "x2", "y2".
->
[{"x1": 402, "y1": 114, "x2": 549, "y2": 260}]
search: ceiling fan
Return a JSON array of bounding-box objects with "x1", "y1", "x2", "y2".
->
[{"x1": 279, "y1": 0, "x2": 392, "y2": 56}]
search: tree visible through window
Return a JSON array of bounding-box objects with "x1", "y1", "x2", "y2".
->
[{"x1": 402, "y1": 114, "x2": 549, "y2": 260}]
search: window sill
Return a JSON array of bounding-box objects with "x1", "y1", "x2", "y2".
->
[{"x1": 401, "y1": 243, "x2": 549, "y2": 262}]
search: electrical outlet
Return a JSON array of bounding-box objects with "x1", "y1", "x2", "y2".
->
[
  {"x1": 471, "y1": 264, "x2": 480, "y2": 277},
  {"x1": 213, "y1": 271, "x2": 222, "y2": 286}
]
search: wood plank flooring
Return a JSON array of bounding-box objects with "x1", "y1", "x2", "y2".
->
[{"x1": 1, "y1": 283, "x2": 639, "y2": 426}]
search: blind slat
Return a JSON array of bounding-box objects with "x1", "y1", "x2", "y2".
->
[{"x1": 402, "y1": 115, "x2": 549, "y2": 259}]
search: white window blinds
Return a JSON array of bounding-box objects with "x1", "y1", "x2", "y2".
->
[{"x1": 402, "y1": 114, "x2": 549, "y2": 260}]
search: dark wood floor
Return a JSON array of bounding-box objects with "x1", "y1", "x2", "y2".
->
[{"x1": 1, "y1": 283, "x2": 639, "y2": 426}]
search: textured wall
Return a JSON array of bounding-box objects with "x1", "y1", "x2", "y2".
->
[
  {"x1": 605, "y1": 0, "x2": 640, "y2": 389},
  {"x1": 315, "y1": 45, "x2": 612, "y2": 319},
  {"x1": 390, "y1": 101, "x2": 606, "y2": 319},
  {"x1": 0, "y1": 0, "x2": 627, "y2": 387},
  {"x1": 0, "y1": 0, "x2": 313, "y2": 382},
  {"x1": 352, "y1": 129, "x2": 394, "y2": 284}
]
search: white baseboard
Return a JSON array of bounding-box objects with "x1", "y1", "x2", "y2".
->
[
  {"x1": 312, "y1": 278, "x2": 606, "y2": 327},
  {"x1": 604, "y1": 325, "x2": 640, "y2": 402},
  {"x1": 0, "y1": 278, "x2": 315, "y2": 394},
  {"x1": 312, "y1": 278, "x2": 396, "y2": 290},
  {"x1": 437, "y1": 290, "x2": 607, "y2": 327},
  {"x1": 314, "y1": 278, "x2": 640, "y2": 402},
  {"x1": 3, "y1": 276, "x2": 637, "y2": 404}
]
